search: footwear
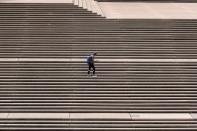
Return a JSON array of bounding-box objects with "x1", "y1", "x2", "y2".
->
[{"x1": 92, "y1": 75, "x2": 97, "y2": 77}]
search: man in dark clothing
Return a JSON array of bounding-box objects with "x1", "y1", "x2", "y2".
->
[{"x1": 87, "y1": 52, "x2": 97, "y2": 75}]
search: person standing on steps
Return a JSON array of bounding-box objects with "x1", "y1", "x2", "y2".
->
[{"x1": 86, "y1": 52, "x2": 97, "y2": 76}]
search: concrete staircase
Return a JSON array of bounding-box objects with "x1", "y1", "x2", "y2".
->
[
  {"x1": 73, "y1": 0, "x2": 104, "y2": 17},
  {"x1": 0, "y1": 117, "x2": 197, "y2": 130},
  {"x1": 1, "y1": 60, "x2": 197, "y2": 113},
  {"x1": 0, "y1": 2, "x2": 197, "y2": 130}
]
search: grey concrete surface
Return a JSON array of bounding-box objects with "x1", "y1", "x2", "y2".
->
[
  {"x1": 131, "y1": 113, "x2": 193, "y2": 120},
  {"x1": 1, "y1": 113, "x2": 194, "y2": 119},
  {"x1": 99, "y1": 2, "x2": 197, "y2": 19},
  {"x1": 190, "y1": 113, "x2": 197, "y2": 119},
  {"x1": 1, "y1": 58, "x2": 197, "y2": 62},
  {"x1": 8, "y1": 113, "x2": 69, "y2": 118},
  {"x1": 0, "y1": 114, "x2": 9, "y2": 118},
  {"x1": 70, "y1": 113, "x2": 131, "y2": 119},
  {"x1": 0, "y1": 0, "x2": 72, "y2": 3}
]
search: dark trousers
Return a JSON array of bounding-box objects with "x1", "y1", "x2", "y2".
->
[{"x1": 88, "y1": 63, "x2": 95, "y2": 75}]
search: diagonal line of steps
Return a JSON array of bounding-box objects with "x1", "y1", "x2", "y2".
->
[{"x1": 74, "y1": 0, "x2": 105, "y2": 17}]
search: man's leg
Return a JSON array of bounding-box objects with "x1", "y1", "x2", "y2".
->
[
  {"x1": 88, "y1": 63, "x2": 91, "y2": 74},
  {"x1": 92, "y1": 64, "x2": 96, "y2": 75}
]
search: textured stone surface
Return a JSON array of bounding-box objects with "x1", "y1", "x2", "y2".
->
[
  {"x1": 8, "y1": 113, "x2": 69, "y2": 118},
  {"x1": 1, "y1": 0, "x2": 72, "y2": 3},
  {"x1": 70, "y1": 113, "x2": 131, "y2": 119},
  {"x1": 131, "y1": 113, "x2": 193, "y2": 120},
  {"x1": 0, "y1": 114, "x2": 9, "y2": 118},
  {"x1": 99, "y1": 2, "x2": 197, "y2": 19},
  {"x1": 190, "y1": 113, "x2": 197, "y2": 119}
]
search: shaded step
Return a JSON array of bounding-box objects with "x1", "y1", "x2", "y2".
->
[{"x1": 0, "y1": 118, "x2": 197, "y2": 130}]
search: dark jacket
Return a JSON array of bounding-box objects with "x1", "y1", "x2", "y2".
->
[{"x1": 87, "y1": 55, "x2": 94, "y2": 64}]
